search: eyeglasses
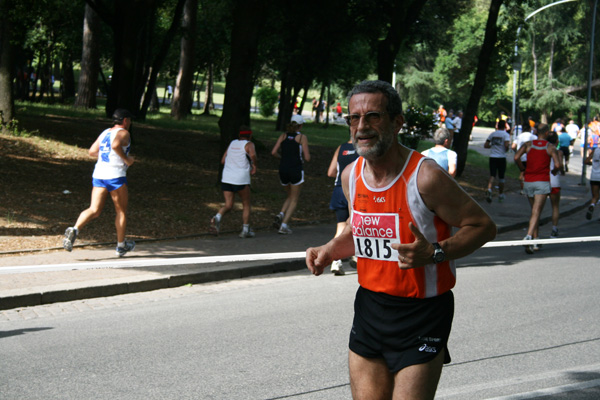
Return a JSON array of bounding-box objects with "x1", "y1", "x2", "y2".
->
[{"x1": 344, "y1": 111, "x2": 387, "y2": 127}]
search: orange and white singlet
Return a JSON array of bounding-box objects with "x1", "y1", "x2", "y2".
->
[{"x1": 348, "y1": 152, "x2": 455, "y2": 299}]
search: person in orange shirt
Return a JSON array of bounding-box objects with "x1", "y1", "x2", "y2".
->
[
  {"x1": 528, "y1": 116, "x2": 536, "y2": 129},
  {"x1": 437, "y1": 104, "x2": 447, "y2": 127},
  {"x1": 306, "y1": 80, "x2": 496, "y2": 400}
]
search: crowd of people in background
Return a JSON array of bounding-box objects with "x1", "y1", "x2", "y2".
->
[
  {"x1": 433, "y1": 104, "x2": 600, "y2": 255},
  {"x1": 495, "y1": 113, "x2": 599, "y2": 253},
  {"x1": 62, "y1": 93, "x2": 600, "y2": 264},
  {"x1": 57, "y1": 83, "x2": 598, "y2": 400}
]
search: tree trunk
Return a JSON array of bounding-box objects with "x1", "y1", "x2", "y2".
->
[
  {"x1": 531, "y1": 24, "x2": 537, "y2": 91},
  {"x1": 454, "y1": 0, "x2": 504, "y2": 178},
  {"x1": 45, "y1": 48, "x2": 54, "y2": 102},
  {"x1": 150, "y1": 88, "x2": 159, "y2": 112},
  {"x1": 315, "y1": 84, "x2": 326, "y2": 124},
  {"x1": 548, "y1": 34, "x2": 554, "y2": 85},
  {"x1": 325, "y1": 84, "x2": 331, "y2": 126},
  {"x1": 298, "y1": 83, "x2": 309, "y2": 117},
  {"x1": 62, "y1": 53, "x2": 75, "y2": 101},
  {"x1": 109, "y1": 1, "x2": 150, "y2": 117},
  {"x1": 376, "y1": 0, "x2": 428, "y2": 83},
  {"x1": 86, "y1": 0, "x2": 156, "y2": 117},
  {"x1": 218, "y1": 0, "x2": 267, "y2": 154},
  {"x1": 75, "y1": 3, "x2": 101, "y2": 108},
  {"x1": 202, "y1": 65, "x2": 214, "y2": 114},
  {"x1": 171, "y1": 0, "x2": 198, "y2": 120},
  {"x1": 276, "y1": 69, "x2": 294, "y2": 131},
  {"x1": 0, "y1": 0, "x2": 14, "y2": 131},
  {"x1": 162, "y1": 76, "x2": 169, "y2": 105},
  {"x1": 139, "y1": 0, "x2": 186, "y2": 119}
]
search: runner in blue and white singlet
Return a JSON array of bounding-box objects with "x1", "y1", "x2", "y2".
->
[{"x1": 62, "y1": 109, "x2": 136, "y2": 257}]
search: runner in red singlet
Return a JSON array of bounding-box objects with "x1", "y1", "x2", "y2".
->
[{"x1": 514, "y1": 124, "x2": 562, "y2": 254}]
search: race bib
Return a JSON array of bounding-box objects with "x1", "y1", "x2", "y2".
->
[{"x1": 351, "y1": 210, "x2": 400, "y2": 261}]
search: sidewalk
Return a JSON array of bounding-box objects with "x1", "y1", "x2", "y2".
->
[{"x1": 0, "y1": 130, "x2": 591, "y2": 311}]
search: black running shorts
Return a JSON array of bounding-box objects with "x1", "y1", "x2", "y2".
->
[
  {"x1": 489, "y1": 157, "x2": 507, "y2": 179},
  {"x1": 221, "y1": 182, "x2": 247, "y2": 193},
  {"x1": 349, "y1": 286, "x2": 454, "y2": 373},
  {"x1": 279, "y1": 167, "x2": 304, "y2": 185},
  {"x1": 329, "y1": 186, "x2": 350, "y2": 222}
]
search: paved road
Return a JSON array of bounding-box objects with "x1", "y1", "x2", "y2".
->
[
  {"x1": 0, "y1": 124, "x2": 594, "y2": 310},
  {"x1": 1, "y1": 206, "x2": 599, "y2": 399}
]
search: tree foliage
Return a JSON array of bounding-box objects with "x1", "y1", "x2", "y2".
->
[
  {"x1": 517, "y1": 0, "x2": 596, "y2": 123},
  {"x1": 4, "y1": 0, "x2": 600, "y2": 150}
]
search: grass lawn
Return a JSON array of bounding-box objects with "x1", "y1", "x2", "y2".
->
[{"x1": 0, "y1": 101, "x2": 518, "y2": 253}]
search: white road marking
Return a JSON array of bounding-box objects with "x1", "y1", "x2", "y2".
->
[
  {"x1": 486, "y1": 379, "x2": 600, "y2": 399},
  {"x1": 437, "y1": 363, "x2": 600, "y2": 399},
  {"x1": 482, "y1": 236, "x2": 600, "y2": 247},
  {"x1": 2, "y1": 236, "x2": 600, "y2": 275}
]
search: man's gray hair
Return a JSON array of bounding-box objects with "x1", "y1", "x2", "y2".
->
[
  {"x1": 433, "y1": 128, "x2": 451, "y2": 145},
  {"x1": 347, "y1": 80, "x2": 403, "y2": 117}
]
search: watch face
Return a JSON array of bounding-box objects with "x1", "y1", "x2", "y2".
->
[{"x1": 433, "y1": 249, "x2": 445, "y2": 263}]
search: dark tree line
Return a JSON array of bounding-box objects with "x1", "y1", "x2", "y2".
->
[{"x1": 1, "y1": 0, "x2": 522, "y2": 173}]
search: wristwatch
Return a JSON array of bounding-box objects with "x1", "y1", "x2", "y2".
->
[{"x1": 432, "y1": 242, "x2": 446, "y2": 264}]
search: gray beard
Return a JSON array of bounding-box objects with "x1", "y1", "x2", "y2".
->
[{"x1": 353, "y1": 131, "x2": 395, "y2": 160}]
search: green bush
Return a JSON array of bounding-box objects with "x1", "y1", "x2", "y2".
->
[
  {"x1": 1, "y1": 118, "x2": 33, "y2": 137},
  {"x1": 256, "y1": 87, "x2": 279, "y2": 118},
  {"x1": 398, "y1": 107, "x2": 436, "y2": 149},
  {"x1": 401, "y1": 106, "x2": 436, "y2": 138}
]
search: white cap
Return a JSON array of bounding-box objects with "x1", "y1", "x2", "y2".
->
[{"x1": 291, "y1": 114, "x2": 305, "y2": 125}]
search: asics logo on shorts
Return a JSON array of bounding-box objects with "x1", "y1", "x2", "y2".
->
[{"x1": 419, "y1": 344, "x2": 438, "y2": 353}]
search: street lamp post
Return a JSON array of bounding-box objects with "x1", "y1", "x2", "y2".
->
[
  {"x1": 582, "y1": 0, "x2": 599, "y2": 184},
  {"x1": 511, "y1": 27, "x2": 522, "y2": 142}
]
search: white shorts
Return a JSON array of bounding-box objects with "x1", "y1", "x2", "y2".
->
[{"x1": 523, "y1": 181, "x2": 550, "y2": 196}]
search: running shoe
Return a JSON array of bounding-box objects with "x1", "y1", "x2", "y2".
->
[
  {"x1": 272, "y1": 214, "x2": 283, "y2": 229},
  {"x1": 523, "y1": 235, "x2": 534, "y2": 254},
  {"x1": 586, "y1": 205, "x2": 594, "y2": 220},
  {"x1": 348, "y1": 256, "x2": 357, "y2": 268},
  {"x1": 498, "y1": 194, "x2": 505, "y2": 202},
  {"x1": 485, "y1": 190, "x2": 492, "y2": 203},
  {"x1": 330, "y1": 260, "x2": 345, "y2": 276},
  {"x1": 115, "y1": 240, "x2": 135, "y2": 257},
  {"x1": 63, "y1": 227, "x2": 77, "y2": 252},
  {"x1": 209, "y1": 216, "x2": 220, "y2": 235},
  {"x1": 278, "y1": 225, "x2": 292, "y2": 235},
  {"x1": 239, "y1": 228, "x2": 255, "y2": 238},
  {"x1": 550, "y1": 228, "x2": 559, "y2": 239}
]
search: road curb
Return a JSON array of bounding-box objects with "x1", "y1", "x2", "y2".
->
[
  {"x1": 0, "y1": 199, "x2": 590, "y2": 311},
  {"x1": 0, "y1": 259, "x2": 306, "y2": 311}
]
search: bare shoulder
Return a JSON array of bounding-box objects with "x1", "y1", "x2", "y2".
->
[
  {"x1": 417, "y1": 159, "x2": 470, "y2": 212},
  {"x1": 113, "y1": 128, "x2": 130, "y2": 143},
  {"x1": 417, "y1": 159, "x2": 453, "y2": 192},
  {"x1": 299, "y1": 133, "x2": 309, "y2": 144}
]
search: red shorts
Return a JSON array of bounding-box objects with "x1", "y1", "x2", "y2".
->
[{"x1": 551, "y1": 187, "x2": 561, "y2": 195}]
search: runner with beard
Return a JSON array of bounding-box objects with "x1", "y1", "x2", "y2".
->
[{"x1": 306, "y1": 80, "x2": 496, "y2": 400}]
